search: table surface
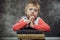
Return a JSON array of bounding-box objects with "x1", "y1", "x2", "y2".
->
[{"x1": 17, "y1": 34, "x2": 45, "y2": 39}]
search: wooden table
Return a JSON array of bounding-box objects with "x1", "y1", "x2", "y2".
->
[{"x1": 17, "y1": 34, "x2": 45, "y2": 40}]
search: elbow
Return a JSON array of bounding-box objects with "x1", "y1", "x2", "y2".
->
[
  {"x1": 13, "y1": 27, "x2": 16, "y2": 31},
  {"x1": 13, "y1": 26, "x2": 18, "y2": 31},
  {"x1": 47, "y1": 25, "x2": 50, "y2": 31},
  {"x1": 48, "y1": 26, "x2": 50, "y2": 31},
  {"x1": 46, "y1": 27, "x2": 50, "y2": 32},
  {"x1": 45, "y1": 26, "x2": 50, "y2": 32}
]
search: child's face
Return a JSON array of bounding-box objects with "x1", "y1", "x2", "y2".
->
[{"x1": 25, "y1": 4, "x2": 39, "y2": 18}]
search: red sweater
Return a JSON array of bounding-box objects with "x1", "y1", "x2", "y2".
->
[{"x1": 13, "y1": 17, "x2": 50, "y2": 32}]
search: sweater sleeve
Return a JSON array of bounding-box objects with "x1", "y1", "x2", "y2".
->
[
  {"x1": 13, "y1": 19, "x2": 27, "y2": 31},
  {"x1": 33, "y1": 18, "x2": 50, "y2": 32}
]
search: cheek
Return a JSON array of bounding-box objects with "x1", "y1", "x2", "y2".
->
[
  {"x1": 34, "y1": 12, "x2": 38, "y2": 15},
  {"x1": 25, "y1": 9, "x2": 30, "y2": 17},
  {"x1": 27, "y1": 10, "x2": 32, "y2": 15},
  {"x1": 27, "y1": 10, "x2": 30, "y2": 13}
]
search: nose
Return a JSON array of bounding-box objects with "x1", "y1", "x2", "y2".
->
[
  {"x1": 31, "y1": 12, "x2": 34, "y2": 16},
  {"x1": 32, "y1": 12, "x2": 34, "y2": 14},
  {"x1": 31, "y1": 10, "x2": 34, "y2": 14}
]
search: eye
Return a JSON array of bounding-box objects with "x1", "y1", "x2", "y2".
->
[
  {"x1": 34, "y1": 9, "x2": 38, "y2": 12},
  {"x1": 29, "y1": 8, "x2": 32, "y2": 10}
]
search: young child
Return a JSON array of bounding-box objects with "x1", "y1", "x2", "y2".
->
[{"x1": 13, "y1": 0, "x2": 50, "y2": 32}]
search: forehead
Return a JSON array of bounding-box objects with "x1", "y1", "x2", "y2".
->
[{"x1": 26, "y1": 3, "x2": 39, "y2": 9}]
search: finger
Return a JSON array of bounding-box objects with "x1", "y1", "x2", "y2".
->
[{"x1": 29, "y1": 16, "x2": 34, "y2": 20}]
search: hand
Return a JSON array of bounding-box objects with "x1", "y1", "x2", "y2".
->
[
  {"x1": 30, "y1": 21, "x2": 34, "y2": 28},
  {"x1": 26, "y1": 20, "x2": 34, "y2": 28},
  {"x1": 25, "y1": 16, "x2": 34, "y2": 24},
  {"x1": 26, "y1": 16, "x2": 35, "y2": 28},
  {"x1": 29, "y1": 16, "x2": 35, "y2": 22},
  {"x1": 26, "y1": 20, "x2": 31, "y2": 24}
]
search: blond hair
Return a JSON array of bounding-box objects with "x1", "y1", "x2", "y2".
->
[{"x1": 25, "y1": 0, "x2": 40, "y2": 12}]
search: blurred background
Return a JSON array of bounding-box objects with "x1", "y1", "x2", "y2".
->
[{"x1": 0, "y1": 0, "x2": 60, "y2": 40}]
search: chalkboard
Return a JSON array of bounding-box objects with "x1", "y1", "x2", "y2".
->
[{"x1": 0, "y1": 0, "x2": 60, "y2": 37}]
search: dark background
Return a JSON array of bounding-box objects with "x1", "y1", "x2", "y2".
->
[{"x1": 0, "y1": 0, "x2": 60, "y2": 37}]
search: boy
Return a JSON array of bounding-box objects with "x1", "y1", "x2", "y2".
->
[{"x1": 13, "y1": 0, "x2": 50, "y2": 32}]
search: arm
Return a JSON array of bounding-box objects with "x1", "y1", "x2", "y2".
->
[
  {"x1": 13, "y1": 19, "x2": 28, "y2": 31},
  {"x1": 33, "y1": 18, "x2": 50, "y2": 32}
]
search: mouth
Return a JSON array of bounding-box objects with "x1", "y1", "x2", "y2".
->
[
  {"x1": 32, "y1": 15, "x2": 36, "y2": 17},
  {"x1": 31, "y1": 15, "x2": 36, "y2": 18}
]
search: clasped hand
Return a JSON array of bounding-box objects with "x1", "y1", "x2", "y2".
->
[{"x1": 26, "y1": 16, "x2": 35, "y2": 28}]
